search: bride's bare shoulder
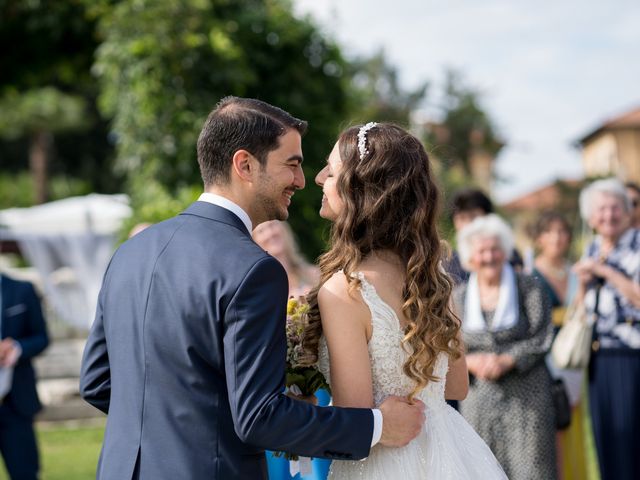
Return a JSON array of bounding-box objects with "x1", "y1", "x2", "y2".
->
[{"x1": 318, "y1": 270, "x2": 351, "y2": 299}]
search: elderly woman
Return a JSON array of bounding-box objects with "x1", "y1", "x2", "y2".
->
[
  {"x1": 252, "y1": 220, "x2": 319, "y2": 297},
  {"x1": 454, "y1": 214, "x2": 556, "y2": 480},
  {"x1": 574, "y1": 178, "x2": 640, "y2": 480}
]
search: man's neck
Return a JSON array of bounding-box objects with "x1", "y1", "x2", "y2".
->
[
  {"x1": 205, "y1": 186, "x2": 254, "y2": 221},
  {"x1": 201, "y1": 187, "x2": 255, "y2": 232}
]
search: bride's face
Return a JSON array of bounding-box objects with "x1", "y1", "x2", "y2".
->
[{"x1": 315, "y1": 141, "x2": 345, "y2": 221}]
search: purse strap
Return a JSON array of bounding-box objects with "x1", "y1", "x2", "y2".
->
[{"x1": 590, "y1": 284, "x2": 602, "y2": 349}]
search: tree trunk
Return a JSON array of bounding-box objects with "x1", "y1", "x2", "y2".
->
[{"x1": 29, "y1": 130, "x2": 52, "y2": 204}]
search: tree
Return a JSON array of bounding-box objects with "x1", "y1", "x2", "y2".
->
[
  {"x1": 347, "y1": 49, "x2": 428, "y2": 126},
  {"x1": 89, "y1": 0, "x2": 352, "y2": 257},
  {"x1": 432, "y1": 70, "x2": 503, "y2": 175},
  {"x1": 0, "y1": 88, "x2": 87, "y2": 203},
  {"x1": 0, "y1": 0, "x2": 118, "y2": 205}
]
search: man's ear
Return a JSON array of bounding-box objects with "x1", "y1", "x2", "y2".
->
[{"x1": 231, "y1": 150, "x2": 258, "y2": 183}]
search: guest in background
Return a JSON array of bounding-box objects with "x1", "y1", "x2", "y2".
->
[
  {"x1": 252, "y1": 221, "x2": 325, "y2": 480},
  {"x1": 573, "y1": 178, "x2": 640, "y2": 480},
  {"x1": 444, "y1": 188, "x2": 495, "y2": 285},
  {"x1": 454, "y1": 214, "x2": 556, "y2": 480},
  {"x1": 253, "y1": 220, "x2": 319, "y2": 298},
  {"x1": 0, "y1": 272, "x2": 49, "y2": 480},
  {"x1": 530, "y1": 212, "x2": 587, "y2": 480},
  {"x1": 445, "y1": 188, "x2": 523, "y2": 285},
  {"x1": 625, "y1": 181, "x2": 640, "y2": 229}
]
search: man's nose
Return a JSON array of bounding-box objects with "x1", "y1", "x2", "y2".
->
[{"x1": 294, "y1": 165, "x2": 305, "y2": 189}]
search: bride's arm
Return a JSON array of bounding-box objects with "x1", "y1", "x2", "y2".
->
[
  {"x1": 319, "y1": 273, "x2": 375, "y2": 408},
  {"x1": 445, "y1": 332, "x2": 469, "y2": 401}
]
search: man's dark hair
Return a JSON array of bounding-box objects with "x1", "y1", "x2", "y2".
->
[
  {"x1": 449, "y1": 188, "x2": 494, "y2": 219},
  {"x1": 197, "y1": 96, "x2": 307, "y2": 186}
]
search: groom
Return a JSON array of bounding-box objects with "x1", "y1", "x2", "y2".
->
[{"x1": 80, "y1": 96, "x2": 425, "y2": 479}]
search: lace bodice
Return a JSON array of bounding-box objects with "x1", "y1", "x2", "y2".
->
[{"x1": 318, "y1": 272, "x2": 449, "y2": 409}]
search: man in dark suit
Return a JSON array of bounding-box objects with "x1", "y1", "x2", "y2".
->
[
  {"x1": 0, "y1": 273, "x2": 49, "y2": 480},
  {"x1": 80, "y1": 97, "x2": 425, "y2": 479}
]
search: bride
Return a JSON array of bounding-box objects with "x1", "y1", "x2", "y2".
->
[{"x1": 300, "y1": 122, "x2": 507, "y2": 479}]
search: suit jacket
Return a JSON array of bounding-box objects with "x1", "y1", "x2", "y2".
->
[
  {"x1": 80, "y1": 202, "x2": 373, "y2": 480},
  {"x1": 1, "y1": 274, "x2": 49, "y2": 418}
]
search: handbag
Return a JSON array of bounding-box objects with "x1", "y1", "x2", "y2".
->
[
  {"x1": 550, "y1": 286, "x2": 600, "y2": 369},
  {"x1": 551, "y1": 378, "x2": 571, "y2": 430}
]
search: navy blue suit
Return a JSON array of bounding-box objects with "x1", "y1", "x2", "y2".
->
[
  {"x1": 0, "y1": 274, "x2": 49, "y2": 480},
  {"x1": 80, "y1": 202, "x2": 373, "y2": 480}
]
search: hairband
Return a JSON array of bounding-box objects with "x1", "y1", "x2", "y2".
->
[{"x1": 357, "y1": 122, "x2": 377, "y2": 160}]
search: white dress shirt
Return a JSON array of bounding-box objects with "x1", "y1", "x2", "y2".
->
[{"x1": 198, "y1": 192, "x2": 253, "y2": 234}]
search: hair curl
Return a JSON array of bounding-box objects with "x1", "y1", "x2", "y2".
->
[{"x1": 300, "y1": 123, "x2": 462, "y2": 400}]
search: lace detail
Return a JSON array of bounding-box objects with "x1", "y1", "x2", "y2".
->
[
  {"x1": 318, "y1": 272, "x2": 449, "y2": 409},
  {"x1": 317, "y1": 271, "x2": 507, "y2": 480}
]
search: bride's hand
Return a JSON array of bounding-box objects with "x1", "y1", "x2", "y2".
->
[{"x1": 285, "y1": 390, "x2": 318, "y2": 405}]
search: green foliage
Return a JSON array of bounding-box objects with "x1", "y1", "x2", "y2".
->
[
  {"x1": 0, "y1": 0, "x2": 117, "y2": 196},
  {"x1": 0, "y1": 0, "x2": 98, "y2": 90},
  {"x1": 0, "y1": 172, "x2": 92, "y2": 209},
  {"x1": 0, "y1": 0, "x2": 504, "y2": 260},
  {"x1": 0, "y1": 87, "x2": 87, "y2": 139},
  {"x1": 89, "y1": 0, "x2": 351, "y2": 257},
  {"x1": 347, "y1": 49, "x2": 428, "y2": 126},
  {"x1": 419, "y1": 70, "x2": 504, "y2": 242},
  {"x1": 428, "y1": 70, "x2": 503, "y2": 174}
]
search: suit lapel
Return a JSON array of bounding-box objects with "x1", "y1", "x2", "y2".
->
[
  {"x1": 179, "y1": 202, "x2": 252, "y2": 237},
  {"x1": 0, "y1": 275, "x2": 10, "y2": 338}
]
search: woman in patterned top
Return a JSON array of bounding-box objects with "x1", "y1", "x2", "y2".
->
[
  {"x1": 574, "y1": 178, "x2": 640, "y2": 480},
  {"x1": 453, "y1": 214, "x2": 557, "y2": 480}
]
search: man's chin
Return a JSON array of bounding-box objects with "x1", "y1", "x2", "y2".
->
[{"x1": 274, "y1": 207, "x2": 289, "y2": 221}]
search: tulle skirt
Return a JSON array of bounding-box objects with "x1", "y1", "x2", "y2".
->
[{"x1": 328, "y1": 403, "x2": 507, "y2": 479}]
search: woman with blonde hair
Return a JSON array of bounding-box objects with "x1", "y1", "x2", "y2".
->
[
  {"x1": 253, "y1": 220, "x2": 319, "y2": 298},
  {"x1": 299, "y1": 122, "x2": 506, "y2": 479}
]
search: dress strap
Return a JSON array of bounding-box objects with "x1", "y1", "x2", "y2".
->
[{"x1": 352, "y1": 271, "x2": 402, "y2": 331}]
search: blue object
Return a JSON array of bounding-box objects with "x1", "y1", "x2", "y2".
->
[{"x1": 266, "y1": 389, "x2": 332, "y2": 479}]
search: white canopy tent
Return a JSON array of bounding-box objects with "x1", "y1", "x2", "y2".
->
[{"x1": 0, "y1": 194, "x2": 132, "y2": 330}]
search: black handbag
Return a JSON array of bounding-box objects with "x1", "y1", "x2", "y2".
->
[{"x1": 551, "y1": 378, "x2": 571, "y2": 430}]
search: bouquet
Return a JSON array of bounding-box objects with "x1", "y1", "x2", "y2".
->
[
  {"x1": 274, "y1": 297, "x2": 330, "y2": 468},
  {"x1": 284, "y1": 296, "x2": 331, "y2": 397}
]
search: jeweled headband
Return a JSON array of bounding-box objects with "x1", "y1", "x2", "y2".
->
[{"x1": 357, "y1": 122, "x2": 377, "y2": 160}]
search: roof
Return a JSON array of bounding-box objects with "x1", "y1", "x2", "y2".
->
[
  {"x1": 578, "y1": 106, "x2": 640, "y2": 145},
  {"x1": 501, "y1": 179, "x2": 582, "y2": 212}
]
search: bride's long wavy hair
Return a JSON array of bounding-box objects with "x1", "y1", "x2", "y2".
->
[{"x1": 300, "y1": 123, "x2": 462, "y2": 400}]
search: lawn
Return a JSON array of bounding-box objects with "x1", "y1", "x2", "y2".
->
[{"x1": 0, "y1": 420, "x2": 104, "y2": 480}]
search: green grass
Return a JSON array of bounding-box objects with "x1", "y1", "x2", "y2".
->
[{"x1": 0, "y1": 421, "x2": 104, "y2": 480}]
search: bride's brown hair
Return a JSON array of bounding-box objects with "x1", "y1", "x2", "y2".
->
[{"x1": 300, "y1": 123, "x2": 462, "y2": 399}]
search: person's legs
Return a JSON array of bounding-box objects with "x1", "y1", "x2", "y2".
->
[
  {"x1": 0, "y1": 405, "x2": 39, "y2": 480},
  {"x1": 589, "y1": 350, "x2": 640, "y2": 480}
]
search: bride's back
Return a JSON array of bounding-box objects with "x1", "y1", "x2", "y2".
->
[
  {"x1": 317, "y1": 253, "x2": 449, "y2": 408},
  {"x1": 356, "y1": 253, "x2": 411, "y2": 336}
]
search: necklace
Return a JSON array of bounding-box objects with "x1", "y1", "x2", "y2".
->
[
  {"x1": 546, "y1": 265, "x2": 567, "y2": 280},
  {"x1": 537, "y1": 259, "x2": 567, "y2": 281}
]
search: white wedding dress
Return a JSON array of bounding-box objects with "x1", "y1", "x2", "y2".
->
[{"x1": 318, "y1": 273, "x2": 508, "y2": 479}]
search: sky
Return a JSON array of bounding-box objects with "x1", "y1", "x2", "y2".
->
[{"x1": 292, "y1": 0, "x2": 640, "y2": 203}]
